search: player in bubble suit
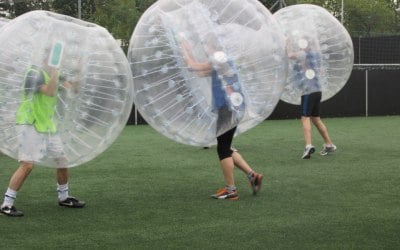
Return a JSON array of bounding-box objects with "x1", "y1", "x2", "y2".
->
[
  {"x1": 180, "y1": 35, "x2": 263, "y2": 200},
  {"x1": 287, "y1": 37, "x2": 336, "y2": 159},
  {"x1": 1, "y1": 52, "x2": 85, "y2": 217}
]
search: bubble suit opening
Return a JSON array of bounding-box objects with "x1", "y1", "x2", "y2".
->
[
  {"x1": 274, "y1": 4, "x2": 354, "y2": 105},
  {"x1": 128, "y1": 0, "x2": 287, "y2": 146},
  {"x1": 0, "y1": 11, "x2": 134, "y2": 168}
]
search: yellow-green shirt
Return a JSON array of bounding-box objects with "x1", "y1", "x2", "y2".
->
[{"x1": 16, "y1": 66, "x2": 58, "y2": 133}]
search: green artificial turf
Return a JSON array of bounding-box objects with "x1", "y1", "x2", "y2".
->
[{"x1": 0, "y1": 116, "x2": 399, "y2": 249}]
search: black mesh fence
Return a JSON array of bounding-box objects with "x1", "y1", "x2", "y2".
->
[
  {"x1": 352, "y1": 35, "x2": 400, "y2": 64},
  {"x1": 270, "y1": 69, "x2": 400, "y2": 119}
]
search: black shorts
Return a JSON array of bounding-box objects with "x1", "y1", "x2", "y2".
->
[
  {"x1": 301, "y1": 91, "x2": 321, "y2": 117},
  {"x1": 217, "y1": 127, "x2": 236, "y2": 160}
]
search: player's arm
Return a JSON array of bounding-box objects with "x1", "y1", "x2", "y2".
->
[
  {"x1": 62, "y1": 79, "x2": 79, "y2": 94},
  {"x1": 286, "y1": 39, "x2": 297, "y2": 60},
  {"x1": 61, "y1": 56, "x2": 83, "y2": 94},
  {"x1": 225, "y1": 85, "x2": 233, "y2": 95},
  {"x1": 180, "y1": 40, "x2": 212, "y2": 76},
  {"x1": 288, "y1": 52, "x2": 298, "y2": 60},
  {"x1": 39, "y1": 67, "x2": 58, "y2": 97},
  {"x1": 62, "y1": 80, "x2": 74, "y2": 89}
]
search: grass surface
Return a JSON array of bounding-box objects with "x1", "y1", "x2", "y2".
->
[{"x1": 0, "y1": 116, "x2": 399, "y2": 249}]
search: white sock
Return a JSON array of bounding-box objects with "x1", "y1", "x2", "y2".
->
[
  {"x1": 2, "y1": 188, "x2": 17, "y2": 208},
  {"x1": 57, "y1": 183, "x2": 69, "y2": 201},
  {"x1": 226, "y1": 185, "x2": 236, "y2": 192},
  {"x1": 306, "y1": 144, "x2": 313, "y2": 148},
  {"x1": 247, "y1": 171, "x2": 254, "y2": 181}
]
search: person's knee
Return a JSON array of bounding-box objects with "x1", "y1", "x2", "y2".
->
[
  {"x1": 311, "y1": 116, "x2": 321, "y2": 124},
  {"x1": 19, "y1": 161, "x2": 34, "y2": 172},
  {"x1": 217, "y1": 144, "x2": 233, "y2": 160},
  {"x1": 302, "y1": 117, "x2": 311, "y2": 129},
  {"x1": 301, "y1": 116, "x2": 311, "y2": 123}
]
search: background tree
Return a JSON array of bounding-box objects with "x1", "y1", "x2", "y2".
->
[
  {"x1": 0, "y1": 2, "x2": 12, "y2": 18},
  {"x1": 52, "y1": 0, "x2": 95, "y2": 20},
  {"x1": 136, "y1": 0, "x2": 156, "y2": 13},
  {"x1": 261, "y1": 0, "x2": 399, "y2": 37},
  {"x1": 0, "y1": 0, "x2": 51, "y2": 18},
  {"x1": 344, "y1": 0, "x2": 398, "y2": 36},
  {"x1": 91, "y1": 0, "x2": 140, "y2": 52},
  {"x1": 13, "y1": 0, "x2": 51, "y2": 16},
  {"x1": 1, "y1": 0, "x2": 400, "y2": 40}
]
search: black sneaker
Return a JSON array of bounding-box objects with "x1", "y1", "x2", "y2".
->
[
  {"x1": 1, "y1": 206, "x2": 24, "y2": 217},
  {"x1": 59, "y1": 197, "x2": 86, "y2": 208},
  {"x1": 302, "y1": 145, "x2": 315, "y2": 159}
]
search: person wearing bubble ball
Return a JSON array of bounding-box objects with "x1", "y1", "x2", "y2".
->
[
  {"x1": 180, "y1": 35, "x2": 263, "y2": 200},
  {"x1": 0, "y1": 50, "x2": 85, "y2": 217},
  {"x1": 287, "y1": 37, "x2": 336, "y2": 159}
]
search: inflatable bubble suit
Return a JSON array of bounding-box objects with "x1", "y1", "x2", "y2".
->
[
  {"x1": 274, "y1": 4, "x2": 354, "y2": 105},
  {"x1": 128, "y1": 0, "x2": 287, "y2": 146},
  {"x1": 0, "y1": 17, "x2": 10, "y2": 29},
  {"x1": 0, "y1": 11, "x2": 134, "y2": 168}
]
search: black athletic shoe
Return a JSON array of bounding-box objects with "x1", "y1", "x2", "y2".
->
[
  {"x1": 59, "y1": 197, "x2": 85, "y2": 208},
  {"x1": 1, "y1": 206, "x2": 24, "y2": 217}
]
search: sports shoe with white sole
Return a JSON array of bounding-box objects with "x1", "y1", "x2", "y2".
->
[
  {"x1": 320, "y1": 144, "x2": 337, "y2": 156},
  {"x1": 59, "y1": 197, "x2": 86, "y2": 208},
  {"x1": 302, "y1": 145, "x2": 315, "y2": 159},
  {"x1": 211, "y1": 188, "x2": 239, "y2": 200},
  {"x1": 1, "y1": 205, "x2": 24, "y2": 217}
]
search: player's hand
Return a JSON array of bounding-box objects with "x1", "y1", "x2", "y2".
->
[{"x1": 225, "y1": 85, "x2": 233, "y2": 95}]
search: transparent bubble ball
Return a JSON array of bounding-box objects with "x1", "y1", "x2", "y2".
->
[
  {"x1": 0, "y1": 11, "x2": 134, "y2": 168},
  {"x1": 0, "y1": 17, "x2": 9, "y2": 29},
  {"x1": 274, "y1": 4, "x2": 354, "y2": 105},
  {"x1": 128, "y1": 0, "x2": 287, "y2": 146}
]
